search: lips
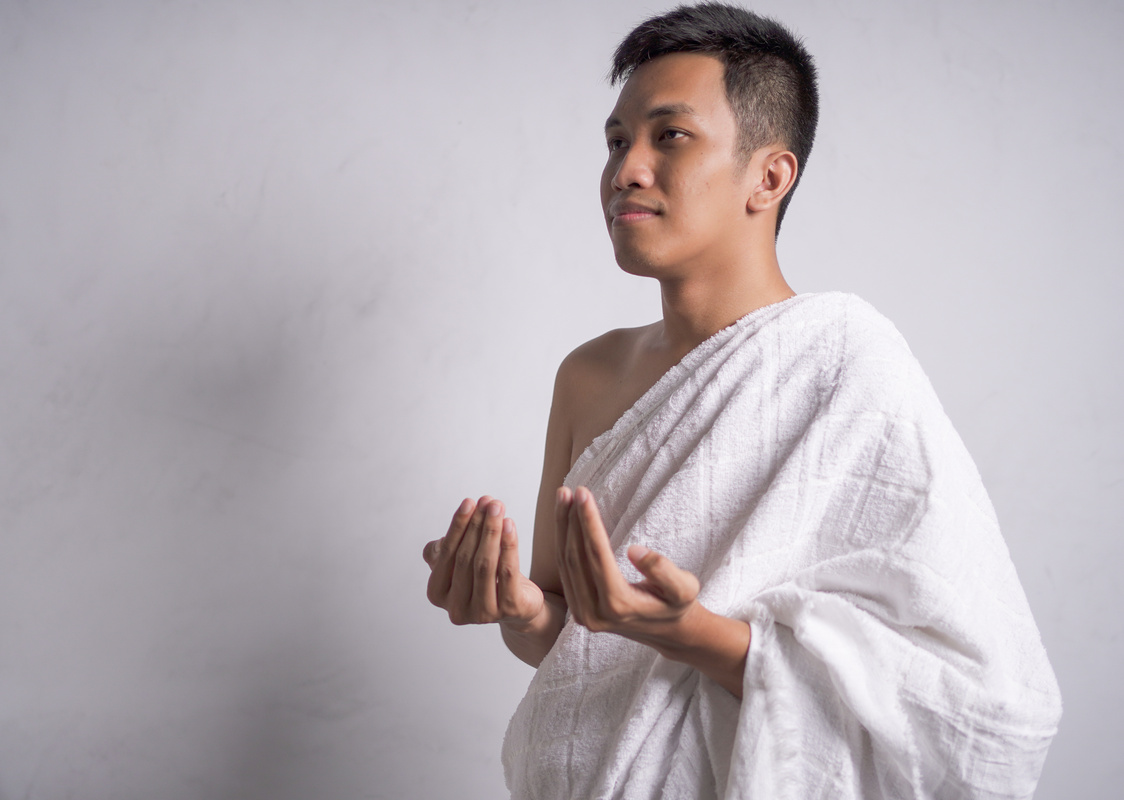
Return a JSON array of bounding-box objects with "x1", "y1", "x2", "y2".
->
[{"x1": 608, "y1": 199, "x2": 661, "y2": 224}]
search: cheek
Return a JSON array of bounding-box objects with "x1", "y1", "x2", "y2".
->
[
  {"x1": 599, "y1": 165, "x2": 614, "y2": 205},
  {"x1": 681, "y1": 164, "x2": 742, "y2": 214}
]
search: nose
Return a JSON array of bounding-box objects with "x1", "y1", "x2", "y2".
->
[{"x1": 609, "y1": 143, "x2": 655, "y2": 191}]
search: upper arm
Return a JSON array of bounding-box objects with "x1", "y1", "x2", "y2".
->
[
  {"x1": 528, "y1": 355, "x2": 579, "y2": 595},
  {"x1": 528, "y1": 329, "x2": 638, "y2": 594}
]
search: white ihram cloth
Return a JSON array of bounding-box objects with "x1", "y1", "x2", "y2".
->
[{"x1": 501, "y1": 293, "x2": 1060, "y2": 799}]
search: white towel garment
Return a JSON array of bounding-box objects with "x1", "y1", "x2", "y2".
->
[{"x1": 502, "y1": 293, "x2": 1061, "y2": 800}]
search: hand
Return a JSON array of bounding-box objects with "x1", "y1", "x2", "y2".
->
[
  {"x1": 555, "y1": 486, "x2": 700, "y2": 642},
  {"x1": 423, "y1": 496, "x2": 545, "y2": 628}
]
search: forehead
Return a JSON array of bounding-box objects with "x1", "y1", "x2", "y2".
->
[{"x1": 607, "y1": 52, "x2": 731, "y2": 124}]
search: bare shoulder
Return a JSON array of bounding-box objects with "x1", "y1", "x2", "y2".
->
[
  {"x1": 528, "y1": 322, "x2": 663, "y2": 591},
  {"x1": 553, "y1": 323, "x2": 662, "y2": 465},
  {"x1": 559, "y1": 325, "x2": 650, "y2": 383}
]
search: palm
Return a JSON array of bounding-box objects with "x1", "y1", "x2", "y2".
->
[{"x1": 556, "y1": 487, "x2": 701, "y2": 634}]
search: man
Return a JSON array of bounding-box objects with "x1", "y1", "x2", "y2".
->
[{"x1": 423, "y1": 4, "x2": 1061, "y2": 798}]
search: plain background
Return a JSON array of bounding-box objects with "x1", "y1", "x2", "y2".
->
[{"x1": 1, "y1": 0, "x2": 1120, "y2": 797}]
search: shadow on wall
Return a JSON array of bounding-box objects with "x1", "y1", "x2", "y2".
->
[
  {"x1": 110, "y1": 252, "x2": 388, "y2": 798},
  {"x1": 2, "y1": 237, "x2": 402, "y2": 797}
]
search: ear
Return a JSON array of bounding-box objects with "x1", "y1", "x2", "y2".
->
[{"x1": 746, "y1": 150, "x2": 798, "y2": 214}]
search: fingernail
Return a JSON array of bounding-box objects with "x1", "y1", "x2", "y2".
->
[
  {"x1": 556, "y1": 487, "x2": 568, "y2": 504},
  {"x1": 502, "y1": 518, "x2": 514, "y2": 535},
  {"x1": 458, "y1": 498, "x2": 473, "y2": 514},
  {"x1": 576, "y1": 487, "x2": 589, "y2": 503},
  {"x1": 487, "y1": 502, "x2": 502, "y2": 517}
]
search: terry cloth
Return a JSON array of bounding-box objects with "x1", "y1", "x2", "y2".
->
[{"x1": 501, "y1": 293, "x2": 1061, "y2": 800}]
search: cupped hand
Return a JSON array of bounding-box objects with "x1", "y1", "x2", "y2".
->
[
  {"x1": 423, "y1": 496, "x2": 544, "y2": 628},
  {"x1": 554, "y1": 486, "x2": 700, "y2": 637}
]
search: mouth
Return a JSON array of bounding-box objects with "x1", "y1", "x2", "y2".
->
[{"x1": 609, "y1": 201, "x2": 661, "y2": 225}]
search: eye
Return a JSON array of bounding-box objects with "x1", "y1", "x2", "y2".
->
[
  {"x1": 606, "y1": 136, "x2": 627, "y2": 153},
  {"x1": 660, "y1": 128, "x2": 687, "y2": 142}
]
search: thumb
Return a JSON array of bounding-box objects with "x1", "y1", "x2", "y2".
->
[{"x1": 627, "y1": 544, "x2": 699, "y2": 605}]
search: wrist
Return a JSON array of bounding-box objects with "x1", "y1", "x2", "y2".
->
[
  {"x1": 644, "y1": 600, "x2": 709, "y2": 661},
  {"x1": 501, "y1": 607, "x2": 545, "y2": 636},
  {"x1": 644, "y1": 603, "x2": 750, "y2": 682},
  {"x1": 501, "y1": 590, "x2": 562, "y2": 636}
]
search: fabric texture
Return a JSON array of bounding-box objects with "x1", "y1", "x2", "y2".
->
[{"x1": 501, "y1": 292, "x2": 1061, "y2": 800}]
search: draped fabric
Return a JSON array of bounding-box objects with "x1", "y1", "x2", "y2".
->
[{"x1": 502, "y1": 293, "x2": 1060, "y2": 800}]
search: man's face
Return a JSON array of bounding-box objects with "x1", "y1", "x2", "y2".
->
[{"x1": 601, "y1": 52, "x2": 756, "y2": 277}]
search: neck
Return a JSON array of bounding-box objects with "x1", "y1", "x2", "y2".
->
[{"x1": 655, "y1": 246, "x2": 794, "y2": 355}]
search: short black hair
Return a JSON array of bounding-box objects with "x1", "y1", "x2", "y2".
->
[{"x1": 610, "y1": 3, "x2": 818, "y2": 235}]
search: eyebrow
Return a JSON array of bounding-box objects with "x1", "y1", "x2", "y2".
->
[{"x1": 604, "y1": 103, "x2": 698, "y2": 132}]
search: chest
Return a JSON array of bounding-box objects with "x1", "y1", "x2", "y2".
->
[{"x1": 568, "y1": 357, "x2": 679, "y2": 467}]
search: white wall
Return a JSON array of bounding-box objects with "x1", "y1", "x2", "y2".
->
[{"x1": 0, "y1": 1, "x2": 1119, "y2": 797}]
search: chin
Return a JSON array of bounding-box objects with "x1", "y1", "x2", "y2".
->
[
  {"x1": 612, "y1": 243, "x2": 669, "y2": 278},
  {"x1": 614, "y1": 253, "x2": 660, "y2": 278}
]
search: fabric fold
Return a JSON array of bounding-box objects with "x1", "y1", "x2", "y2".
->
[{"x1": 502, "y1": 293, "x2": 1060, "y2": 800}]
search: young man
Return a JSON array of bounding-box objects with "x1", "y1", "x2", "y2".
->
[{"x1": 423, "y1": 4, "x2": 1061, "y2": 798}]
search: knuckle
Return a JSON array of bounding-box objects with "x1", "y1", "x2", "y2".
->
[
  {"x1": 454, "y1": 549, "x2": 474, "y2": 570},
  {"x1": 426, "y1": 586, "x2": 443, "y2": 607},
  {"x1": 426, "y1": 574, "x2": 448, "y2": 603},
  {"x1": 677, "y1": 577, "x2": 699, "y2": 602},
  {"x1": 450, "y1": 606, "x2": 484, "y2": 626},
  {"x1": 604, "y1": 596, "x2": 627, "y2": 619}
]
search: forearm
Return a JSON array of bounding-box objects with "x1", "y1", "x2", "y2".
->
[
  {"x1": 500, "y1": 591, "x2": 568, "y2": 668},
  {"x1": 629, "y1": 602, "x2": 751, "y2": 698}
]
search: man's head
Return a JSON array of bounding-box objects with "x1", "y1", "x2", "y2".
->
[{"x1": 609, "y1": 3, "x2": 818, "y2": 236}]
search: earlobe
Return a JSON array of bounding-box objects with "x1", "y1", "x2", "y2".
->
[{"x1": 746, "y1": 150, "x2": 798, "y2": 214}]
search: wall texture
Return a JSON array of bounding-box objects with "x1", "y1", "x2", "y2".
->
[{"x1": 1, "y1": 1, "x2": 1120, "y2": 797}]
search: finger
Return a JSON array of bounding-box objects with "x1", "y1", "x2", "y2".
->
[
  {"x1": 574, "y1": 486, "x2": 633, "y2": 624},
  {"x1": 627, "y1": 544, "x2": 700, "y2": 606},
  {"x1": 574, "y1": 486, "x2": 621, "y2": 593},
  {"x1": 422, "y1": 538, "x2": 441, "y2": 566},
  {"x1": 496, "y1": 518, "x2": 523, "y2": 618},
  {"x1": 554, "y1": 486, "x2": 572, "y2": 545},
  {"x1": 426, "y1": 498, "x2": 477, "y2": 604},
  {"x1": 566, "y1": 490, "x2": 600, "y2": 623},
  {"x1": 554, "y1": 487, "x2": 580, "y2": 613},
  {"x1": 424, "y1": 540, "x2": 447, "y2": 608},
  {"x1": 469, "y1": 500, "x2": 506, "y2": 620},
  {"x1": 430, "y1": 497, "x2": 476, "y2": 573},
  {"x1": 447, "y1": 496, "x2": 497, "y2": 597},
  {"x1": 446, "y1": 498, "x2": 500, "y2": 620}
]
